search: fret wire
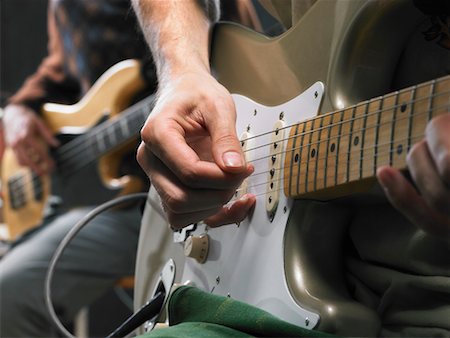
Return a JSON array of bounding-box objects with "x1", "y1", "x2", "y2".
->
[
  {"x1": 323, "y1": 114, "x2": 332, "y2": 189},
  {"x1": 345, "y1": 106, "x2": 356, "y2": 182},
  {"x1": 407, "y1": 85, "x2": 417, "y2": 153},
  {"x1": 297, "y1": 121, "x2": 306, "y2": 196},
  {"x1": 428, "y1": 80, "x2": 436, "y2": 121},
  {"x1": 334, "y1": 110, "x2": 344, "y2": 188},
  {"x1": 288, "y1": 123, "x2": 300, "y2": 197},
  {"x1": 304, "y1": 120, "x2": 314, "y2": 192},
  {"x1": 313, "y1": 116, "x2": 325, "y2": 191},
  {"x1": 373, "y1": 96, "x2": 383, "y2": 175}
]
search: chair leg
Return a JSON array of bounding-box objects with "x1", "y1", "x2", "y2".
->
[{"x1": 74, "y1": 307, "x2": 89, "y2": 338}]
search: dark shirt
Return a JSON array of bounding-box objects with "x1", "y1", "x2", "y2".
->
[{"x1": 9, "y1": 0, "x2": 150, "y2": 111}]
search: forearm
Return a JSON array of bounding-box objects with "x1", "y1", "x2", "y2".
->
[{"x1": 132, "y1": 0, "x2": 220, "y2": 85}]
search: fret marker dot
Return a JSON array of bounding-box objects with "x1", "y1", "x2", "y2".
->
[
  {"x1": 311, "y1": 148, "x2": 316, "y2": 158},
  {"x1": 397, "y1": 144, "x2": 403, "y2": 155},
  {"x1": 330, "y1": 143, "x2": 336, "y2": 152},
  {"x1": 294, "y1": 153, "x2": 299, "y2": 162},
  {"x1": 353, "y1": 136, "x2": 359, "y2": 146},
  {"x1": 400, "y1": 103, "x2": 407, "y2": 112}
]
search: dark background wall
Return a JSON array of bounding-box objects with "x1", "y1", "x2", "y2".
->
[{"x1": 1, "y1": 0, "x2": 48, "y2": 107}]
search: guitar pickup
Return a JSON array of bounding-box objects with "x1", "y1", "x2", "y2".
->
[
  {"x1": 266, "y1": 120, "x2": 285, "y2": 215},
  {"x1": 234, "y1": 131, "x2": 254, "y2": 200}
]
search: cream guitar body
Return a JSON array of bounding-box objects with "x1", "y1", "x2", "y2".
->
[
  {"x1": 2, "y1": 59, "x2": 153, "y2": 239},
  {"x1": 134, "y1": 0, "x2": 449, "y2": 336}
]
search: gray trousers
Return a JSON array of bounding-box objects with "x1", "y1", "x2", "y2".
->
[{"x1": 0, "y1": 205, "x2": 141, "y2": 337}]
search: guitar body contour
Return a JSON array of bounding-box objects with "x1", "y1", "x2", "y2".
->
[
  {"x1": 2, "y1": 59, "x2": 147, "y2": 240},
  {"x1": 134, "y1": 0, "x2": 449, "y2": 336}
]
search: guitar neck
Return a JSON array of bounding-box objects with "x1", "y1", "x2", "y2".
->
[
  {"x1": 54, "y1": 94, "x2": 154, "y2": 176},
  {"x1": 284, "y1": 75, "x2": 450, "y2": 199}
]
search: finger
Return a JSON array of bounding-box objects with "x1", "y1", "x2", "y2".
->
[
  {"x1": 425, "y1": 114, "x2": 450, "y2": 185},
  {"x1": 203, "y1": 97, "x2": 248, "y2": 174},
  {"x1": 35, "y1": 118, "x2": 60, "y2": 147},
  {"x1": 147, "y1": 152, "x2": 241, "y2": 214},
  {"x1": 204, "y1": 193, "x2": 256, "y2": 228},
  {"x1": 407, "y1": 140, "x2": 450, "y2": 215},
  {"x1": 377, "y1": 166, "x2": 450, "y2": 238},
  {"x1": 141, "y1": 121, "x2": 252, "y2": 190},
  {"x1": 167, "y1": 206, "x2": 226, "y2": 230}
]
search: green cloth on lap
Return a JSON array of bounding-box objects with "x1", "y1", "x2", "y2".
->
[{"x1": 138, "y1": 286, "x2": 335, "y2": 337}]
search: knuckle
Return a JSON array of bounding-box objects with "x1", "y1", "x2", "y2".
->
[
  {"x1": 178, "y1": 166, "x2": 200, "y2": 187},
  {"x1": 163, "y1": 190, "x2": 188, "y2": 213},
  {"x1": 136, "y1": 143, "x2": 147, "y2": 167},
  {"x1": 140, "y1": 116, "x2": 163, "y2": 145}
]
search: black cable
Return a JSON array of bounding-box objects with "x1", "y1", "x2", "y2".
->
[
  {"x1": 44, "y1": 192, "x2": 149, "y2": 338},
  {"x1": 105, "y1": 290, "x2": 165, "y2": 338}
]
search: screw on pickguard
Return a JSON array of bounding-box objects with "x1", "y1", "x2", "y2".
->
[{"x1": 266, "y1": 119, "x2": 286, "y2": 216}]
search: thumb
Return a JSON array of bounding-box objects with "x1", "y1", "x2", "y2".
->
[{"x1": 209, "y1": 116, "x2": 246, "y2": 174}]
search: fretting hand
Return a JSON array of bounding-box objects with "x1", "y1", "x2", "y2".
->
[
  {"x1": 377, "y1": 113, "x2": 450, "y2": 239},
  {"x1": 3, "y1": 104, "x2": 59, "y2": 176}
]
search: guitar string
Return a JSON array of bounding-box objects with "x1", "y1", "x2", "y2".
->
[
  {"x1": 51, "y1": 97, "x2": 450, "y2": 185},
  {"x1": 241, "y1": 88, "x2": 448, "y2": 155},
  {"x1": 2, "y1": 132, "x2": 427, "y2": 207},
  {"x1": 231, "y1": 133, "x2": 426, "y2": 199},
  {"x1": 236, "y1": 77, "x2": 448, "y2": 146},
  {"x1": 14, "y1": 78, "x2": 448, "y2": 180},
  {"x1": 6, "y1": 87, "x2": 449, "y2": 199},
  {"x1": 51, "y1": 80, "x2": 450, "y2": 178},
  {"x1": 6, "y1": 94, "x2": 448, "y2": 201},
  {"x1": 242, "y1": 103, "x2": 447, "y2": 176},
  {"x1": 39, "y1": 77, "x2": 450, "y2": 170},
  {"x1": 6, "y1": 103, "x2": 443, "y2": 206}
]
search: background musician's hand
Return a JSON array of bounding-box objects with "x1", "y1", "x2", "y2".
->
[
  {"x1": 377, "y1": 113, "x2": 450, "y2": 239},
  {"x1": 137, "y1": 71, "x2": 255, "y2": 229},
  {"x1": 3, "y1": 104, "x2": 59, "y2": 176}
]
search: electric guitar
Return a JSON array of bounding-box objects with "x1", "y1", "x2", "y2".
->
[
  {"x1": 1, "y1": 59, "x2": 154, "y2": 240},
  {"x1": 134, "y1": 0, "x2": 450, "y2": 336}
]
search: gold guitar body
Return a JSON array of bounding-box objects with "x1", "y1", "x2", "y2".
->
[
  {"x1": 2, "y1": 59, "x2": 147, "y2": 240},
  {"x1": 134, "y1": 0, "x2": 449, "y2": 336}
]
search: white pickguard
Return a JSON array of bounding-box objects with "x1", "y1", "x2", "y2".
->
[{"x1": 180, "y1": 82, "x2": 324, "y2": 329}]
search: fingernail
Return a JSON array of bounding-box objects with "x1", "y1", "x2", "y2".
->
[
  {"x1": 223, "y1": 151, "x2": 243, "y2": 168},
  {"x1": 239, "y1": 194, "x2": 249, "y2": 202}
]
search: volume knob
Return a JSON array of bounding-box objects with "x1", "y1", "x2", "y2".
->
[{"x1": 184, "y1": 234, "x2": 209, "y2": 263}]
